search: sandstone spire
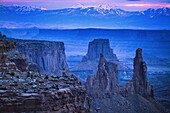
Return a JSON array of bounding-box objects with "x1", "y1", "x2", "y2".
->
[
  {"x1": 86, "y1": 53, "x2": 118, "y2": 97},
  {"x1": 132, "y1": 48, "x2": 154, "y2": 98}
]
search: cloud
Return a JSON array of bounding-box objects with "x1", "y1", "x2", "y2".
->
[
  {"x1": 124, "y1": 3, "x2": 170, "y2": 7},
  {"x1": 126, "y1": 0, "x2": 141, "y2": 1}
]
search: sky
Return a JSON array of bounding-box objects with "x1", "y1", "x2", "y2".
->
[{"x1": 1, "y1": 0, "x2": 170, "y2": 11}]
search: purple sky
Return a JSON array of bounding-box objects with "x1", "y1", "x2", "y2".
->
[{"x1": 1, "y1": 0, "x2": 170, "y2": 10}]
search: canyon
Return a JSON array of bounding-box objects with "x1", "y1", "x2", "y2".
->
[{"x1": 0, "y1": 32, "x2": 169, "y2": 113}]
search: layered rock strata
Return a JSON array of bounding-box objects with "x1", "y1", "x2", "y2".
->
[
  {"x1": 7, "y1": 50, "x2": 28, "y2": 72},
  {"x1": 0, "y1": 35, "x2": 90, "y2": 113},
  {"x1": 0, "y1": 36, "x2": 17, "y2": 72},
  {"x1": 0, "y1": 36, "x2": 39, "y2": 73},
  {"x1": 13, "y1": 39, "x2": 68, "y2": 75},
  {"x1": 0, "y1": 72, "x2": 89, "y2": 113},
  {"x1": 82, "y1": 39, "x2": 118, "y2": 62}
]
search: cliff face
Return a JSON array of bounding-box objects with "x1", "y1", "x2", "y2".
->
[
  {"x1": 7, "y1": 50, "x2": 28, "y2": 72},
  {"x1": 86, "y1": 54, "x2": 119, "y2": 97},
  {"x1": 0, "y1": 37, "x2": 18, "y2": 72},
  {"x1": 15, "y1": 40, "x2": 68, "y2": 75},
  {"x1": 0, "y1": 35, "x2": 39, "y2": 72},
  {"x1": 82, "y1": 39, "x2": 118, "y2": 62},
  {"x1": 0, "y1": 36, "x2": 89, "y2": 113},
  {"x1": 132, "y1": 48, "x2": 154, "y2": 97}
]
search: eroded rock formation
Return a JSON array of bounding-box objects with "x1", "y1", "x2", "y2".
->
[
  {"x1": 72, "y1": 39, "x2": 119, "y2": 76},
  {"x1": 0, "y1": 35, "x2": 90, "y2": 113},
  {"x1": 119, "y1": 48, "x2": 154, "y2": 98},
  {"x1": 86, "y1": 54, "x2": 119, "y2": 97},
  {"x1": 15, "y1": 40, "x2": 68, "y2": 75},
  {"x1": 86, "y1": 43, "x2": 151, "y2": 99},
  {"x1": 86, "y1": 49, "x2": 166, "y2": 113},
  {"x1": 132, "y1": 48, "x2": 154, "y2": 98},
  {"x1": 82, "y1": 39, "x2": 118, "y2": 62}
]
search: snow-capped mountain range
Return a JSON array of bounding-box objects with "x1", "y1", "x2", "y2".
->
[
  {"x1": 1, "y1": 5, "x2": 170, "y2": 17},
  {"x1": 0, "y1": 5, "x2": 170, "y2": 29}
]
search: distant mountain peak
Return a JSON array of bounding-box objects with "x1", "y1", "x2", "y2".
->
[
  {"x1": 71, "y1": 4, "x2": 118, "y2": 10},
  {"x1": 0, "y1": 5, "x2": 44, "y2": 12},
  {"x1": 0, "y1": 5, "x2": 170, "y2": 29}
]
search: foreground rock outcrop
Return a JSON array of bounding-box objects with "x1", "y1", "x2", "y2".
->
[
  {"x1": 0, "y1": 35, "x2": 39, "y2": 73},
  {"x1": 0, "y1": 35, "x2": 90, "y2": 113},
  {"x1": 0, "y1": 72, "x2": 89, "y2": 113},
  {"x1": 0, "y1": 36, "x2": 17, "y2": 72},
  {"x1": 7, "y1": 50, "x2": 29, "y2": 72},
  {"x1": 86, "y1": 54, "x2": 118, "y2": 97}
]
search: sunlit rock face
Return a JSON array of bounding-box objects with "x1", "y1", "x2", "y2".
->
[
  {"x1": 86, "y1": 54, "x2": 119, "y2": 97},
  {"x1": 15, "y1": 40, "x2": 68, "y2": 76},
  {"x1": 132, "y1": 48, "x2": 154, "y2": 98}
]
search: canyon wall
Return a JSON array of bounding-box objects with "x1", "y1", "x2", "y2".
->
[
  {"x1": 13, "y1": 39, "x2": 68, "y2": 75},
  {"x1": 0, "y1": 36, "x2": 89, "y2": 113}
]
